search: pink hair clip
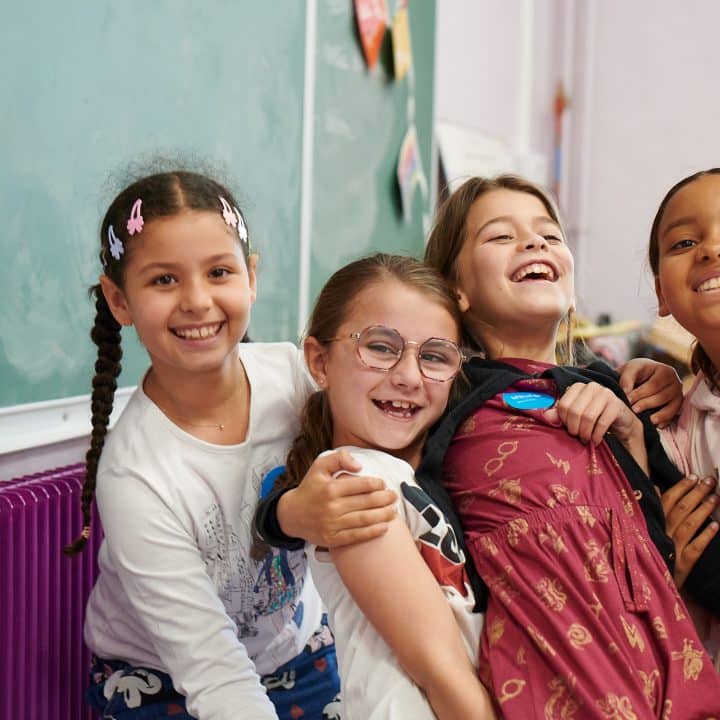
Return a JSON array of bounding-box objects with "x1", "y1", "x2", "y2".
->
[
  {"x1": 107, "y1": 225, "x2": 124, "y2": 261},
  {"x1": 219, "y1": 196, "x2": 238, "y2": 229},
  {"x1": 127, "y1": 199, "x2": 144, "y2": 235}
]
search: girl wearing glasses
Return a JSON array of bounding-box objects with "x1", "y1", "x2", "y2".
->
[{"x1": 266, "y1": 253, "x2": 496, "y2": 719}]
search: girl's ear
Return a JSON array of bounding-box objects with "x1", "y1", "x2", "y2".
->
[
  {"x1": 654, "y1": 276, "x2": 671, "y2": 317},
  {"x1": 304, "y1": 336, "x2": 329, "y2": 387},
  {"x1": 247, "y1": 253, "x2": 259, "y2": 305},
  {"x1": 99, "y1": 275, "x2": 133, "y2": 326},
  {"x1": 455, "y1": 287, "x2": 471, "y2": 314}
]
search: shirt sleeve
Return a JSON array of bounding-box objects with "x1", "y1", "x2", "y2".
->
[{"x1": 97, "y1": 466, "x2": 279, "y2": 720}]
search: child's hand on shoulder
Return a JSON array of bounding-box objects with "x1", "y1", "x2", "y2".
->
[
  {"x1": 278, "y1": 449, "x2": 397, "y2": 548},
  {"x1": 546, "y1": 381, "x2": 641, "y2": 446},
  {"x1": 617, "y1": 358, "x2": 682, "y2": 428}
]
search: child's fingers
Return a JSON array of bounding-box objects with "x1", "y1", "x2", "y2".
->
[
  {"x1": 648, "y1": 393, "x2": 683, "y2": 428},
  {"x1": 324, "y1": 521, "x2": 392, "y2": 548},
  {"x1": 662, "y1": 475, "x2": 712, "y2": 533},
  {"x1": 323, "y1": 448, "x2": 364, "y2": 476},
  {"x1": 331, "y1": 487, "x2": 398, "y2": 515},
  {"x1": 671, "y1": 493, "x2": 719, "y2": 547},
  {"x1": 616, "y1": 359, "x2": 645, "y2": 395},
  {"x1": 675, "y1": 520, "x2": 720, "y2": 589}
]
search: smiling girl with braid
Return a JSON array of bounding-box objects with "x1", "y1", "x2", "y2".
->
[{"x1": 65, "y1": 170, "x2": 368, "y2": 720}]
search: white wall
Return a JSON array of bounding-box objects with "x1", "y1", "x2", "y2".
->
[{"x1": 436, "y1": 0, "x2": 720, "y2": 326}]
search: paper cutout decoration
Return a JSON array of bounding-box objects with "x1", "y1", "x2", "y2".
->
[
  {"x1": 354, "y1": 0, "x2": 387, "y2": 70},
  {"x1": 392, "y1": 4, "x2": 412, "y2": 81},
  {"x1": 396, "y1": 124, "x2": 424, "y2": 221}
]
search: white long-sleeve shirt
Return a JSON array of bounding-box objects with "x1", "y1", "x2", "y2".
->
[{"x1": 84, "y1": 342, "x2": 321, "y2": 720}]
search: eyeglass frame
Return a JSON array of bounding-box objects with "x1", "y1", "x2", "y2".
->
[{"x1": 321, "y1": 324, "x2": 468, "y2": 382}]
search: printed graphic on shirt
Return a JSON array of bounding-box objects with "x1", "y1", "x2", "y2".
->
[
  {"x1": 401, "y1": 482, "x2": 470, "y2": 597},
  {"x1": 200, "y1": 502, "x2": 304, "y2": 635}
]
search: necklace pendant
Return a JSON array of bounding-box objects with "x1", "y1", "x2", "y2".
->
[{"x1": 218, "y1": 423, "x2": 225, "y2": 431}]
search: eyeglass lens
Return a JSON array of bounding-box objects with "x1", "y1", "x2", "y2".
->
[{"x1": 357, "y1": 326, "x2": 461, "y2": 381}]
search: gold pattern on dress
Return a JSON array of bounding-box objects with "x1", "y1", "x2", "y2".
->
[
  {"x1": 503, "y1": 415, "x2": 536, "y2": 432},
  {"x1": 641, "y1": 581, "x2": 652, "y2": 606},
  {"x1": 576, "y1": 505, "x2": 597, "y2": 526},
  {"x1": 618, "y1": 489, "x2": 635, "y2": 516},
  {"x1": 480, "y1": 535, "x2": 499, "y2": 556},
  {"x1": 673, "y1": 603, "x2": 687, "y2": 621},
  {"x1": 539, "y1": 523, "x2": 568, "y2": 555},
  {"x1": 458, "y1": 415, "x2": 476, "y2": 435},
  {"x1": 546, "y1": 453, "x2": 571, "y2": 475},
  {"x1": 488, "y1": 616, "x2": 505, "y2": 646},
  {"x1": 544, "y1": 675, "x2": 581, "y2": 719},
  {"x1": 583, "y1": 540, "x2": 610, "y2": 583},
  {"x1": 596, "y1": 693, "x2": 638, "y2": 719},
  {"x1": 487, "y1": 567, "x2": 519, "y2": 606},
  {"x1": 589, "y1": 592, "x2": 604, "y2": 618},
  {"x1": 516, "y1": 646, "x2": 527, "y2": 665},
  {"x1": 652, "y1": 617, "x2": 668, "y2": 640},
  {"x1": 527, "y1": 624, "x2": 557, "y2": 656},
  {"x1": 608, "y1": 641, "x2": 619, "y2": 655},
  {"x1": 662, "y1": 699, "x2": 672, "y2": 720},
  {"x1": 586, "y1": 445, "x2": 604, "y2": 476},
  {"x1": 549, "y1": 483, "x2": 579, "y2": 503},
  {"x1": 489, "y1": 477, "x2": 522, "y2": 505},
  {"x1": 567, "y1": 623, "x2": 592, "y2": 649},
  {"x1": 484, "y1": 440, "x2": 519, "y2": 477},
  {"x1": 535, "y1": 577, "x2": 568, "y2": 612},
  {"x1": 638, "y1": 669, "x2": 659, "y2": 707},
  {"x1": 507, "y1": 517, "x2": 530, "y2": 546},
  {"x1": 620, "y1": 615, "x2": 646, "y2": 652},
  {"x1": 497, "y1": 678, "x2": 526, "y2": 704},
  {"x1": 671, "y1": 638, "x2": 705, "y2": 680}
]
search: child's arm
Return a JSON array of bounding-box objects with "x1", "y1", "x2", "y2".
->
[
  {"x1": 330, "y1": 516, "x2": 496, "y2": 720},
  {"x1": 617, "y1": 357, "x2": 683, "y2": 428},
  {"x1": 549, "y1": 381, "x2": 649, "y2": 474},
  {"x1": 257, "y1": 449, "x2": 398, "y2": 548}
]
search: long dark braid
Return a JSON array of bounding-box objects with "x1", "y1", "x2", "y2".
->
[{"x1": 64, "y1": 287, "x2": 122, "y2": 554}]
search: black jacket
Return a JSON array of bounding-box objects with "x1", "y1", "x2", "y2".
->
[{"x1": 255, "y1": 359, "x2": 720, "y2": 616}]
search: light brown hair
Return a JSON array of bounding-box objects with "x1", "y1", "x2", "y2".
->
[{"x1": 425, "y1": 174, "x2": 575, "y2": 363}]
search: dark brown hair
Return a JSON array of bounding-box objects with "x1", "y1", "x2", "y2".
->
[
  {"x1": 425, "y1": 174, "x2": 575, "y2": 363},
  {"x1": 648, "y1": 168, "x2": 720, "y2": 391},
  {"x1": 65, "y1": 170, "x2": 251, "y2": 554}
]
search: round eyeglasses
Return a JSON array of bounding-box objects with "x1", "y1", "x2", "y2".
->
[{"x1": 326, "y1": 325, "x2": 465, "y2": 382}]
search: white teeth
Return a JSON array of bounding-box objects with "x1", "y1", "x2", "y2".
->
[
  {"x1": 511, "y1": 263, "x2": 556, "y2": 282},
  {"x1": 696, "y1": 277, "x2": 720, "y2": 292},
  {"x1": 174, "y1": 323, "x2": 221, "y2": 339},
  {"x1": 391, "y1": 401, "x2": 412, "y2": 409}
]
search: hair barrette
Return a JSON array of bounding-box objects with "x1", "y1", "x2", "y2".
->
[
  {"x1": 219, "y1": 196, "x2": 238, "y2": 229},
  {"x1": 108, "y1": 225, "x2": 124, "y2": 261},
  {"x1": 127, "y1": 198, "x2": 144, "y2": 235}
]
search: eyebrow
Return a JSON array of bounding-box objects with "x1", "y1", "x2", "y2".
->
[
  {"x1": 661, "y1": 216, "x2": 697, "y2": 237},
  {"x1": 137, "y1": 253, "x2": 240, "y2": 274},
  {"x1": 474, "y1": 215, "x2": 559, "y2": 238}
]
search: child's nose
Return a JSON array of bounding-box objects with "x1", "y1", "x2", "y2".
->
[
  {"x1": 390, "y1": 347, "x2": 423, "y2": 388},
  {"x1": 522, "y1": 233, "x2": 548, "y2": 251},
  {"x1": 700, "y1": 232, "x2": 720, "y2": 261},
  {"x1": 180, "y1": 279, "x2": 212, "y2": 312}
]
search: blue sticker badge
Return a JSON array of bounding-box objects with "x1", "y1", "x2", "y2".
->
[{"x1": 502, "y1": 391, "x2": 555, "y2": 410}]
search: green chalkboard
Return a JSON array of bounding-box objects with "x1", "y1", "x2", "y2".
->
[
  {"x1": 0, "y1": 2, "x2": 306, "y2": 406},
  {"x1": 310, "y1": 0, "x2": 436, "y2": 302},
  {"x1": 0, "y1": 1, "x2": 436, "y2": 408}
]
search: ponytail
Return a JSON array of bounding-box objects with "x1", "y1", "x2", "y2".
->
[
  {"x1": 692, "y1": 343, "x2": 720, "y2": 393},
  {"x1": 64, "y1": 286, "x2": 122, "y2": 555}
]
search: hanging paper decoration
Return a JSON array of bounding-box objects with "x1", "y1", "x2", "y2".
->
[
  {"x1": 397, "y1": 124, "x2": 427, "y2": 222},
  {"x1": 354, "y1": 0, "x2": 387, "y2": 70},
  {"x1": 391, "y1": 1, "x2": 412, "y2": 81}
]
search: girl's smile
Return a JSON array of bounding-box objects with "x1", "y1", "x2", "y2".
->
[
  {"x1": 305, "y1": 279, "x2": 459, "y2": 468},
  {"x1": 453, "y1": 188, "x2": 574, "y2": 362}
]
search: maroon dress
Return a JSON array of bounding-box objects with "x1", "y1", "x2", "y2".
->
[{"x1": 443, "y1": 359, "x2": 720, "y2": 719}]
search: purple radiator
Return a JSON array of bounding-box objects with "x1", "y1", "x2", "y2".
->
[{"x1": 1, "y1": 463, "x2": 102, "y2": 720}]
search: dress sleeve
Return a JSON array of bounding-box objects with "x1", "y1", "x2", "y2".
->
[{"x1": 97, "y1": 466, "x2": 278, "y2": 720}]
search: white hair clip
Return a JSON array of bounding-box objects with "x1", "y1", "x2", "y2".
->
[
  {"x1": 108, "y1": 225, "x2": 124, "y2": 261},
  {"x1": 219, "y1": 196, "x2": 250, "y2": 248}
]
